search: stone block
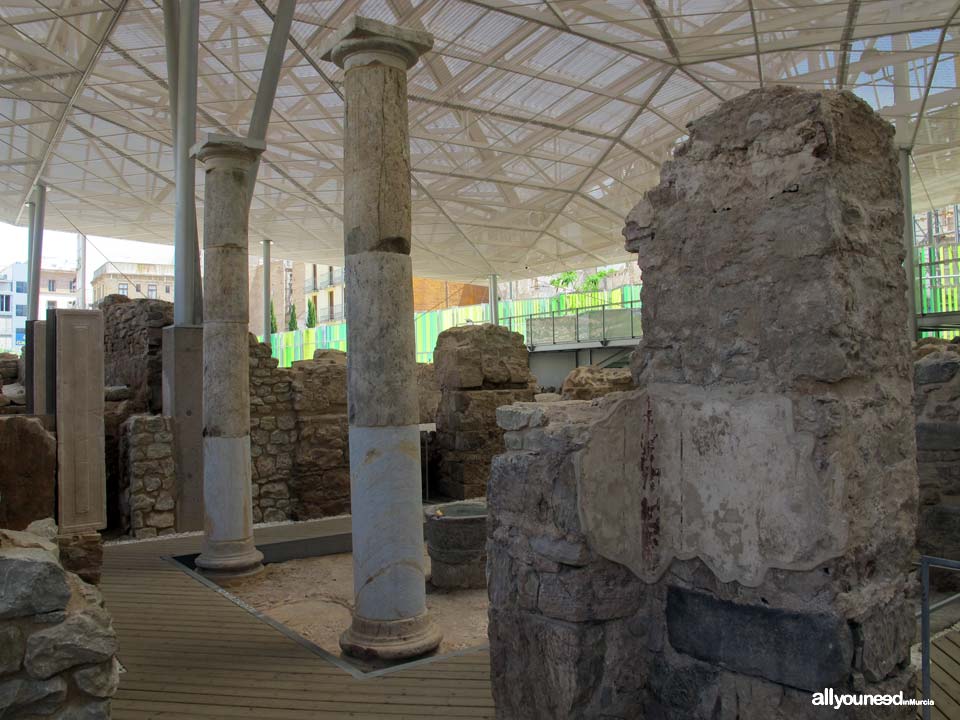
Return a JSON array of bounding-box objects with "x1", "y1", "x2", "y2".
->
[
  {"x1": 25, "y1": 608, "x2": 117, "y2": 679},
  {"x1": 0, "y1": 416, "x2": 56, "y2": 531},
  {"x1": 434, "y1": 324, "x2": 534, "y2": 390},
  {"x1": 560, "y1": 366, "x2": 633, "y2": 401},
  {"x1": 665, "y1": 587, "x2": 854, "y2": 692},
  {"x1": 0, "y1": 548, "x2": 70, "y2": 620},
  {"x1": 56, "y1": 534, "x2": 104, "y2": 586}
]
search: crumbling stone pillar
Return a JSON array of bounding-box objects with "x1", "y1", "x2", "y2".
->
[
  {"x1": 192, "y1": 134, "x2": 265, "y2": 579},
  {"x1": 320, "y1": 16, "x2": 440, "y2": 660},
  {"x1": 433, "y1": 324, "x2": 536, "y2": 498},
  {"x1": 488, "y1": 87, "x2": 917, "y2": 719}
]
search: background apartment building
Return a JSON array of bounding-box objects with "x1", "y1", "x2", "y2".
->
[
  {"x1": 91, "y1": 262, "x2": 175, "y2": 305},
  {"x1": 0, "y1": 261, "x2": 79, "y2": 350},
  {"x1": 305, "y1": 264, "x2": 488, "y2": 324}
]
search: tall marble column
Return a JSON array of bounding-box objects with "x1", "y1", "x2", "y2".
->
[
  {"x1": 320, "y1": 17, "x2": 441, "y2": 660},
  {"x1": 192, "y1": 134, "x2": 266, "y2": 579}
]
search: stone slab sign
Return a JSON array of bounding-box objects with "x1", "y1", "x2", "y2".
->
[{"x1": 50, "y1": 310, "x2": 107, "y2": 535}]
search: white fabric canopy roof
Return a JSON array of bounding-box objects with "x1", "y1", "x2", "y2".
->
[{"x1": 1, "y1": 0, "x2": 959, "y2": 281}]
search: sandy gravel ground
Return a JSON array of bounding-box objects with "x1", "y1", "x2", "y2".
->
[{"x1": 222, "y1": 549, "x2": 489, "y2": 667}]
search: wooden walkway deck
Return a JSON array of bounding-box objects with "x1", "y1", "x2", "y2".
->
[
  {"x1": 101, "y1": 519, "x2": 494, "y2": 719},
  {"x1": 101, "y1": 518, "x2": 960, "y2": 719},
  {"x1": 927, "y1": 629, "x2": 960, "y2": 719}
]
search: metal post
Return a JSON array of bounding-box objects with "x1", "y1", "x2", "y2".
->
[
  {"x1": 921, "y1": 557, "x2": 931, "y2": 720},
  {"x1": 245, "y1": 0, "x2": 296, "y2": 211},
  {"x1": 76, "y1": 233, "x2": 86, "y2": 309},
  {"x1": 162, "y1": 0, "x2": 178, "y2": 133},
  {"x1": 488, "y1": 273, "x2": 498, "y2": 325},
  {"x1": 173, "y1": 0, "x2": 201, "y2": 326},
  {"x1": 262, "y1": 239, "x2": 271, "y2": 342},
  {"x1": 28, "y1": 185, "x2": 46, "y2": 322},
  {"x1": 901, "y1": 148, "x2": 918, "y2": 340},
  {"x1": 25, "y1": 199, "x2": 35, "y2": 303}
]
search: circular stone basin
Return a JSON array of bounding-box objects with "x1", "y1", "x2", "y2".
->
[{"x1": 425, "y1": 501, "x2": 487, "y2": 590}]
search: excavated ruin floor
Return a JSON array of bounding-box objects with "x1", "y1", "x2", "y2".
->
[{"x1": 220, "y1": 548, "x2": 489, "y2": 671}]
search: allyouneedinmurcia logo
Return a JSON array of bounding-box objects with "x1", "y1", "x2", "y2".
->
[{"x1": 812, "y1": 688, "x2": 933, "y2": 710}]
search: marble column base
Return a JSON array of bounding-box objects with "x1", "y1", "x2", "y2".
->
[
  {"x1": 340, "y1": 611, "x2": 442, "y2": 661},
  {"x1": 195, "y1": 537, "x2": 263, "y2": 580}
]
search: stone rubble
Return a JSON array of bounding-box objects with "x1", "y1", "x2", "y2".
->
[
  {"x1": 488, "y1": 87, "x2": 916, "y2": 719},
  {"x1": 559, "y1": 366, "x2": 633, "y2": 401},
  {"x1": 0, "y1": 526, "x2": 118, "y2": 719},
  {"x1": 433, "y1": 324, "x2": 536, "y2": 499}
]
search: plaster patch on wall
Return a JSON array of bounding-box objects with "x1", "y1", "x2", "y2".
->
[{"x1": 575, "y1": 384, "x2": 848, "y2": 586}]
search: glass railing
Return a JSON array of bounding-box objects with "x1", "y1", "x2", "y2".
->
[{"x1": 499, "y1": 298, "x2": 642, "y2": 348}]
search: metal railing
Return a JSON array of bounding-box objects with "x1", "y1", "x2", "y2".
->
[
  {"x1": 499, "y1": 298, "x2": 642, "y2": 348},
  {"x1": 918, "y1": 555, "x2": 960, "y2": 719},
  {"x1": 305, "y1": 269, "x2": 344, "y2": 294}
]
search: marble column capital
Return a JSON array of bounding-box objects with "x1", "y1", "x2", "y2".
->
[
  {"x1": 191, "y1": 133, "x2": 265, "y2": 170},
  {"x1": 320, "y1": 16, "x2": 433, "y2": 72}
]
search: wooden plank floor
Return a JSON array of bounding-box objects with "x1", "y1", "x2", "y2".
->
[
  {"x1": 101, "y1": 519, "x2": 494, "y2": 719},
  {"x1": 100, "y1": 519, "x2": 960, "y2": 719},
  {"x1": 926, "y1": 629, "x2": 960, "y2": 719}
]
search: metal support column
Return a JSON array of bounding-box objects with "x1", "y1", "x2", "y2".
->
[
  {"x1": 76, "y1": 234, "x2": 86, "y2": 309},
  {"x1": 173, "y1": 0, "x2": 201, "y2": 326},
  {"x1": 262, "y1": 239, "x2": 272, "y2": 341},
  {"x1": 28, "y1": 184, "x2": 46, "y2": 322},
  {"x1": 246, "y1": 0, "x2": 295, "y2": 210},
  {"x1": 900, "y1": 148, "x2": 917, "y2": 340},
  {"x1": 488, "y1": 273, "x2": 498, "y2": 325}
]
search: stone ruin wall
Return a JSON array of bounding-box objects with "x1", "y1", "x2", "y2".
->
[
  {"x1": 433, "y1": 324, "x2": 536, "y2": 499},
  {"x1": 119, "y1": 339, "x2": 351, "y2": 537},
  {"x1": 101, "y1": 295, "x2": 174, "y2": 528},
  {"x1": 913, "y1": 338, "x2": 960, "y2": 586},
  {"x1": 249, "y1": 340, "x2": 350, "y2": 524},
  {"x1": 119, "y1": 415, "x2": 176, "y2": 538},
  {"x1": 487, "y1": 87, "x2": 917, "y2": 719},
  {"x1": 0, "y1": 524, "x2": 119, "y2": 718}
]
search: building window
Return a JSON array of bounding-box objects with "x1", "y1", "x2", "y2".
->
[
  {"x1": 47, "y1": 279, "x2": 55, "y2": 291},
  {"x1": 165, "y1": 285, "x2": 171, "y2": 294},
  {"x1": 118, "y1": 283, "x2": 128, "y2": 296},
  {"x1": 147, "y1": 284, "x2": 157, "y2": 299},
  {"x1": 135, "y1": 284, "x2": 141, "y2": 293},
  {"x1": 0, "y1": 296, "x2": 9, "y2": 312},
  {"x1": 46, "y1": 301, "x2": 56, "y2": 310},
  {"x1": 15, "y1": 305, "x2": 26, "y2": 317},
  {"x1": 69, "y1": 279, "x2": 76, "y2": 291},
  {"x1": 15, "y1": 281, "x2": 26, "y2": 294}
]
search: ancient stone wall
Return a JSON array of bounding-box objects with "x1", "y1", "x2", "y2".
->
[
  {"x1": 433, "y1": 324, "x2": 535, "y2": 499},
  {"x1": 101, "y1": 295, "x2": 173, "y2": 532},
  {"x1": 119, "y1": 415, "x2": 176, "y2": 539},
  {"x1": 0, "y1": 524, "x2": 119, "y2": 718},
  {"x1": 416, "y1": 363, "x2": 440, "y2": 424},
  {"x1": 488, "y1": 87, "x2": 916, "y2": 719},
  {"x1": 248, "y1": 337, "x2": 350, "y2": 523},
  {"x1": 102, "y1": 295, "x2": 173, "y2": 414},
  {"x1": 914, "y1": 341, "x2": 960, "y2": 585},
  {"x1": 559, "y1": 366, "x2": 633, "y2": 400}
]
